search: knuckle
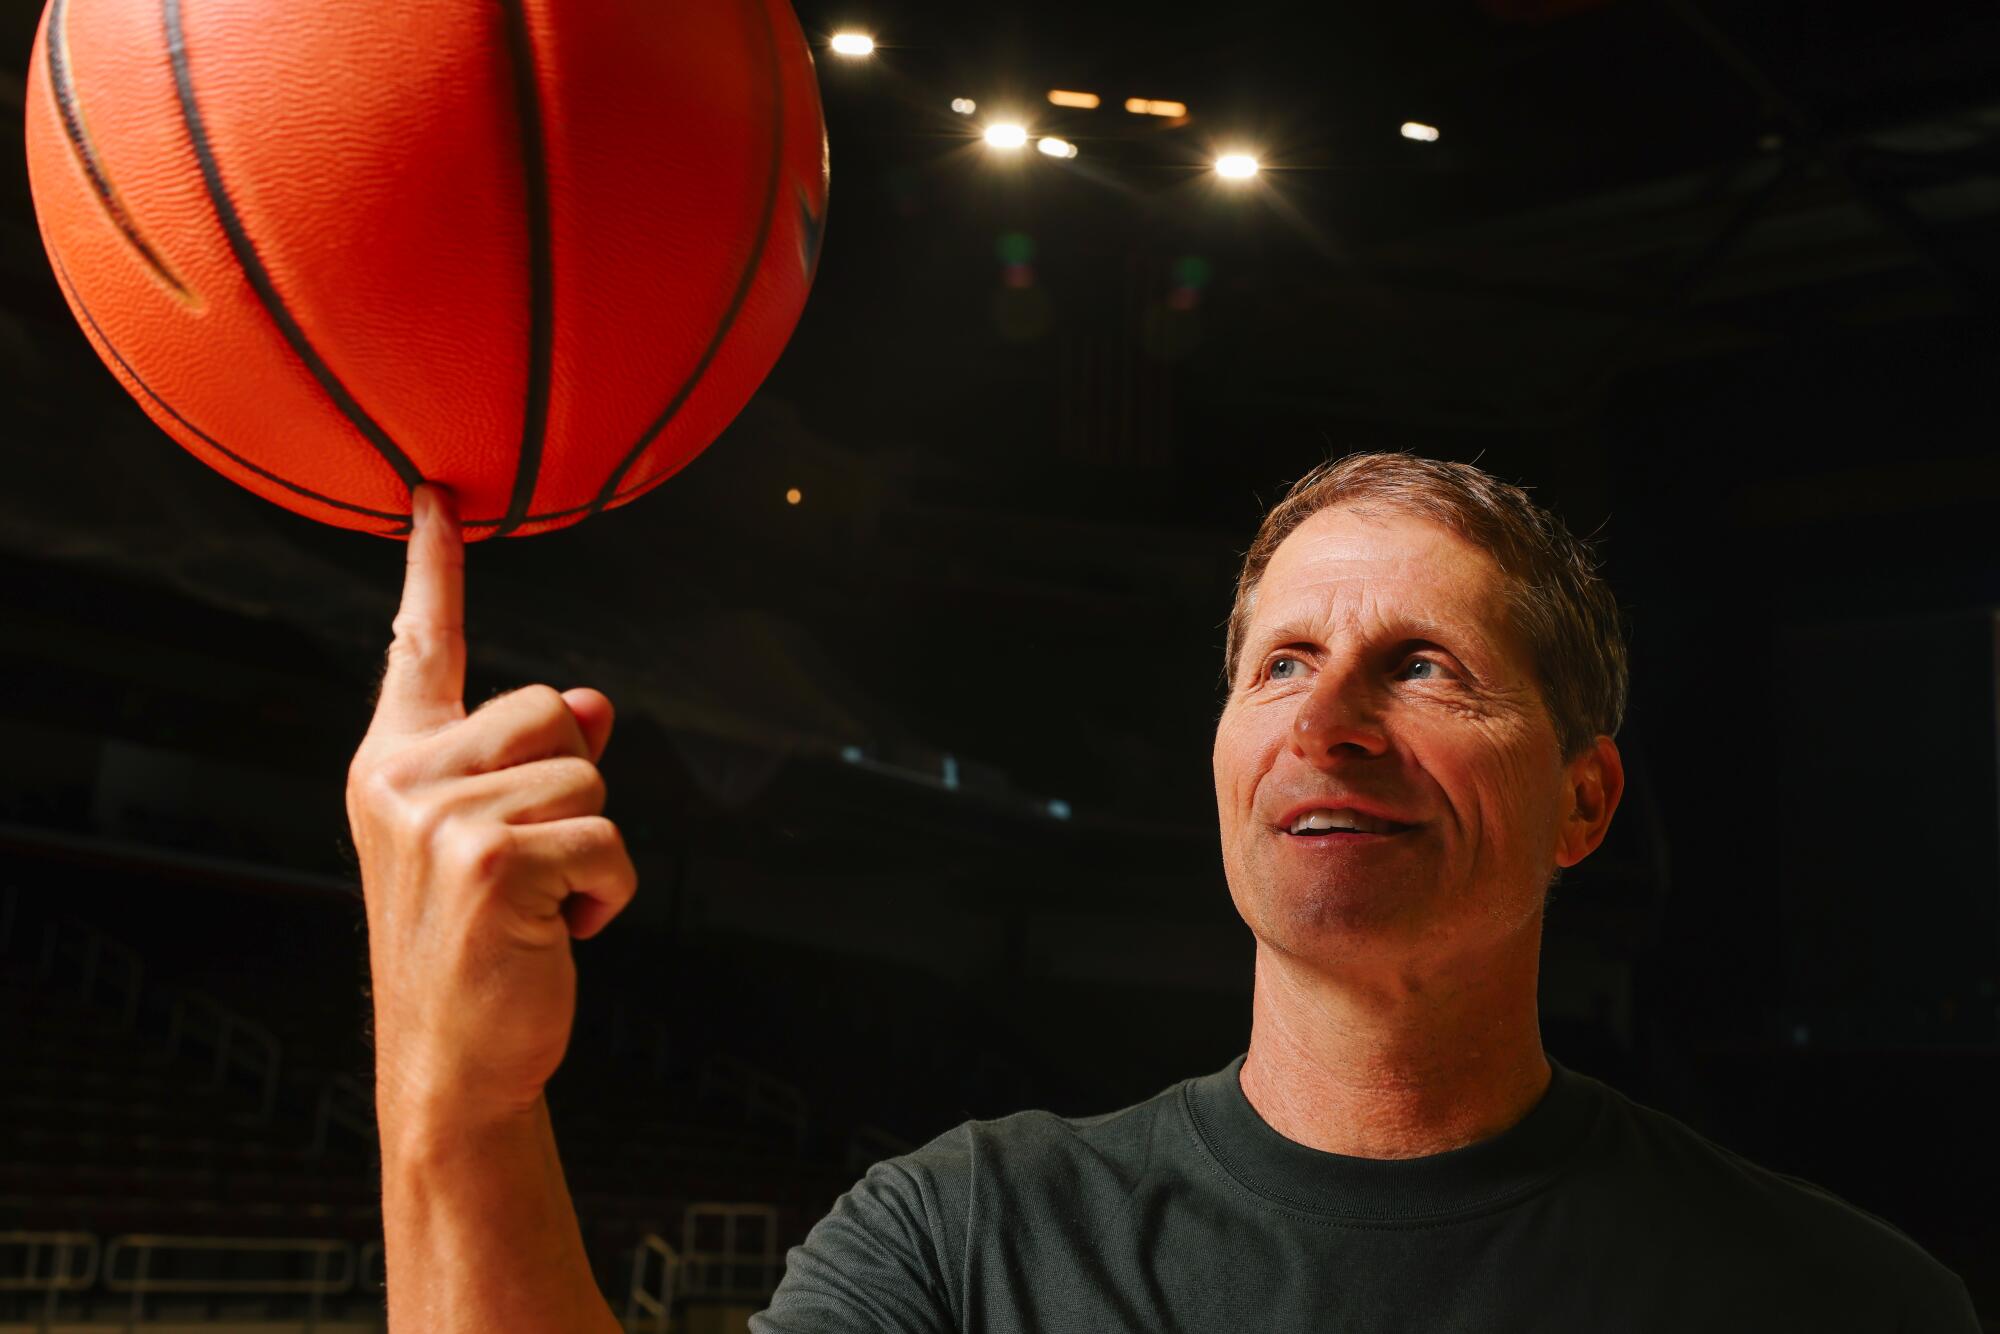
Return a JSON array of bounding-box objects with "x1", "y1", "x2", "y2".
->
[
  {"x1": 518, "y1": 682, "x2": 567, "y2": 718},
  {"x1": 558, "y1": 757, "x2": 607, "y2": 808},
  {"x1": 442, "y1": 821, "x2": 513, "y2": 883},
  {"x1": 578, "y1": 815, "x2": 626, "y2": 860},
  {"x1": 386, "y1": 618, "x2": 443, "y2": 663},
  {"x1": 347, "y1": 751, "x2": 405, "y2": 811},
  {"x1": 358, "y1": 749, "x2": 431, "y2": 811}
]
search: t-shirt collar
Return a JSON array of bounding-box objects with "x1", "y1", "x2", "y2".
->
[{"x1": 1182, "y1": 1051, "x2": 1601, "y2": 1224}]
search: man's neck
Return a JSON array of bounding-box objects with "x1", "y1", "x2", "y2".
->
[{"x1": 1238, "y1": 940, "x2": 1551, "y2": 1161}]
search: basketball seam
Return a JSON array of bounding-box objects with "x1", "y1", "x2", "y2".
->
[
  {"x1": 162, "y1": 0, "x2": 425, "y2": 495},
  {"x1": 584, "y1": 0, "x2": 787, "y2": 518},
  {"x1": 493, "y1": 0, "x2": 554, "y2": 539},
  {"x1": 46, "y1": 0, "x2": 191, "y2": 297},
  {"x1": 47, "y1": 242, "x2": 409, "y2": 526}
]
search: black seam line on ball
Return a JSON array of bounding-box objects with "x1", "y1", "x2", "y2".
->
[
  {"x1": 47, "y1": 0, "x2": 191, "y2": 297},
  {"x1": 585, "y1": 0, "x2": 785, "y2": 518},
  {"x1": 492, "y1": 0, "x2": 554, "y2": 540},
  {"x1": 49, "y1": 245, "x2": 407, "y2": 524},
  {"x1": 163, "y1": 0, "x2": 424, "y2": 496}
]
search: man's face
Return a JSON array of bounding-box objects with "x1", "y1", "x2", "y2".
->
[{"x1": 1213, "y1": 504, "x2": 1601, "y2": 974}]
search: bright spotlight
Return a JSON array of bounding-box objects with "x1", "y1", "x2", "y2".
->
[
  {"x1": 828, "y1": 31, "x2": 874, "y2": 56},
  {"x1": 951, "y1": 97, "x2": 977, "y2": 115},
  {"x1": 984, "y1": 123, "x2": 1029, "y2": 150},
  {"x1": 785, "y1": 487, "x2": 803, "y2": 506},
  {"x1": 1215, "y1": 153, "x2": 1259, "y2": 180},
  {"x1": 1037, "y1": 136, "x2": 1078, "y2": 159},
  {"x1": 1400, "y1": 121, "x2": 1441, "y2": 142}
]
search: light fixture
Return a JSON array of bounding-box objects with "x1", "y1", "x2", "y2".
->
[
  {"x1": 1215, "y1": 153, "x2": 1259, "y2": 180},
  {"x1": 951, "y1": 97, "x2": 977, "y2": 115},
  {"x1": 1400, "y1": 121, "x2": 1440, "y2": 142},
  {"x1": 785, "y1": 486, "x2": 803, "y2": 505},
  {"x1": 1047, "y1": 89, "x2": 1100, "y2": 109},
  {"x1": 828, "y1": 32, "x2": 874, "y2": 56},
  {"x1": 1037, "y1": 136, "x2": 1078, "y2": 159},
  {"x1": 1124, "y1": 97, "x2": 1188, "y2": 118},
  {"x1": 983, "y1": 123, "x2": 1029, "y2": 150}
]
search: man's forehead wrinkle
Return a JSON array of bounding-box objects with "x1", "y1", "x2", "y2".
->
[
  {"x1": 1247, "y1": 579, "x2": 1482, "y2": 657},
  {"x1": 1252, "y1": 553, "x2": 1486, "y2": 635}
]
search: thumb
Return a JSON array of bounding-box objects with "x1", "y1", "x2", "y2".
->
[{"x1": 562, "y1": 688, "x2": 615, "y2": 765}]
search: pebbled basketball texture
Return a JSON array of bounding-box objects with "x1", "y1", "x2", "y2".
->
[{"x1": 24, "y1": 0, "x2": 830, "y2": 539}]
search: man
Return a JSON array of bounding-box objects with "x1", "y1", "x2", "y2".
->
[{"x1": 347, "y1": 453, "x2": 1981, "y2": 1332}]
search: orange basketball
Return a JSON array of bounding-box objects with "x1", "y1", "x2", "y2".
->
[{"x1": 24, "y1": 0, "x2": 829, "y2": 540}]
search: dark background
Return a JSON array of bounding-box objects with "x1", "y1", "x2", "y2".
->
[{"x1": 2, "y1": 0, "x2": 1997, "y2": 1322}]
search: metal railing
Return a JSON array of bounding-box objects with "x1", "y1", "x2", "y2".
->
[
  {"x1": 159, "y1": 989, "x2": 284, "y2": 1125},
  {"x1": 677, "y1": 1204, "x2": 780, "y2": 1303},
  {"x1": 103, "y1": 1234, "x2": 354, "y2": 1331},
  {"x1": 624, "y1": 1233, "x2": 681, "y2": 1333},
  {"x1": 0, "y1": 1230, "x2": 101, "y2": 1291},
  {"x1": 0, "y1": 1230, "x2": 100, "y2": 1329}
]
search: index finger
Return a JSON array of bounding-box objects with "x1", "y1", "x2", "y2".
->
[{"x1": 373, "y1": 483, "x2": 467, "y2": 735}]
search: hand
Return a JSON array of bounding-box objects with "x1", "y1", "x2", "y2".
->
[{"x1": 345, "y1": 484, "x2": 638, "y2": 1125}]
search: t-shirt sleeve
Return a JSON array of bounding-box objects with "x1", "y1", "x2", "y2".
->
[{"x1": 750, "y1": 1149, "x2": 960, "y2": 1334}]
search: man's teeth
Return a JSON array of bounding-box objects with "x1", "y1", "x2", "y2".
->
[{"x1": 1289, "y1": 809, "x2": 1399, "y2": 835}]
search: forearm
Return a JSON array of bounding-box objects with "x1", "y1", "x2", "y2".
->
[{"x1": 380, "y1": 1095, "x2": 620, "y2": 1334}]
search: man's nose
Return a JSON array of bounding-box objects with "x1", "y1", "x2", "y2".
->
[{"x1": 1291, "y1": 657, "x2": 1390, "y2": 762}]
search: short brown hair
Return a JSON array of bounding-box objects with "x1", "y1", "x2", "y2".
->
[{"x1": 1223, "y1": 452, "x2": 1627, "y2": 760}]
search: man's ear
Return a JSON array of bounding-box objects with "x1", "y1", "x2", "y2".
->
[{"x1": 1554, "y1": 735, "x2": 1625, "y2": 869}]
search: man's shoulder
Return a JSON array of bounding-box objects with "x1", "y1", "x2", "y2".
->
[
  {"x1": 878, "y1": 1072, "x2": 1193, "y2": 1203},
  {"x1": 1580, "y1": 1071, "x2": 1963, "y2": 1288}
]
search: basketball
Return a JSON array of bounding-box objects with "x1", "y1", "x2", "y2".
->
[{"x1": 23, "y1": 0, "x2": 829, "y2": 540}]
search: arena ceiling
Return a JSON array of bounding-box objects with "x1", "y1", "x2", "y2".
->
[{"x1": 1, "y1": 0, "x2": 1996, "y2": 881}]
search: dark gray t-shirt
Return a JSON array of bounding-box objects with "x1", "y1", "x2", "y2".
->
[{"x1": 753, "y1": 1053, "x2": 1980, "y2": 1332}]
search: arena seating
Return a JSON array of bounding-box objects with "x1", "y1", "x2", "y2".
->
[{"x1": 0, "y1": 875, "x2": 1050, "y2": 1328}]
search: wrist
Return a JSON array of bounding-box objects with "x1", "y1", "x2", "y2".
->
[{"x1": 375, "y1": 1071, "x2": 546, "y2": 1168}]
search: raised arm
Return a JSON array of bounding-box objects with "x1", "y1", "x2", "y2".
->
[{"x1": 346, "y1": 484, "x2": 635, "y2": 1333}]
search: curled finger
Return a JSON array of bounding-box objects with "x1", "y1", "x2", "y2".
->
[{"x1": 505, "y1": 815, "x2": 638, "y2": 941}]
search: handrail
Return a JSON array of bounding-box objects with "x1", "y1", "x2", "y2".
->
[
  {"x1": 102, "y1": 1234, "x2": 356, "y2": 1295},
  {"x1": 357, "y1": 1239, "x2": 385, "y2": 1293},
  {"x1": 0, "y1": 1230, "x2": 100, "y2": 1291},
  {"x1": 624, "y1": 1232, "x2": 680, "y2": 1333},
  {"x1": 678, "y1": 1203, "x2": 780, "y2": 1301},
  {"x1": 160, "y1": 989, "x2": 284, "y2": 1124}
]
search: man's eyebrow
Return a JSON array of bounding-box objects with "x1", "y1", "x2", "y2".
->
[{"x1": 1248, "y1": 614, "x2": 1475, "y2": 655}]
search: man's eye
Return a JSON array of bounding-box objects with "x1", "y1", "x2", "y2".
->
[
  {"x1": 1398, "y1": 656, "x2": 1443, "y2": 681},
  {"x1": 1268, "y1": 656, "x2": 1301, "y2": 681}
]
